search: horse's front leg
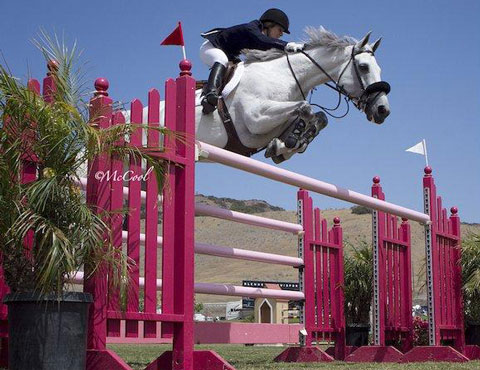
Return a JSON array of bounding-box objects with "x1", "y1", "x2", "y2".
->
[
  {"x1": 265, "y1": 111, "x2": 328, "y2": 163},
  {"x1": 241, "y1": 100, "x2": 313, "y2": 135}
]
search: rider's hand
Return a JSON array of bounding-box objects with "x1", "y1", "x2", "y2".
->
[{"x1": 285, "y1": 42, "x2": 305, "y2": 53}]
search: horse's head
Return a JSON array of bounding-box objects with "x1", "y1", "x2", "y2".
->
[{"x1": 338, "y1": 32, "x2": 391, "y2": 124}]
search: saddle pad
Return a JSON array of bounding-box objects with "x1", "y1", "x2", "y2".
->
[
  {"x1": 221, "y1": 62, "x2": 244, "y2": 99},
  {"x1": 195, "y1": 62, "x2": 245, "y2": 106}
]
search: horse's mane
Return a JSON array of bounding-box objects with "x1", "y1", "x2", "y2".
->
[{"x1": 243, "y1": 26, "x2": 358, "y2": 62}]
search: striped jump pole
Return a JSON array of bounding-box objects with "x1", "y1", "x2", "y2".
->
[{"x1": 197, "y1": 142, "x2": 430, "y2": 224}]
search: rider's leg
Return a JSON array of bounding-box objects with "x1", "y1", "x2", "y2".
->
[
  {"x1": 202, "y1": 62, "x2": 226, "y2": 113},
  {"x1": 199, "y1": 41, "x2": 228, "y2": 114}
]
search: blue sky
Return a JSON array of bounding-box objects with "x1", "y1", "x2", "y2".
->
[{"x1": 2, "y1": 1, "x2": 479, "y2": 222}]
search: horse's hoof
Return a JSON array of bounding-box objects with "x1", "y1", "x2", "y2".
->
[
  {"x1": 272, "y1": 155, "x2": 286, "y2": 164},
  {"x1": 264, "y1": 140, "x2": 277, "y2": 158}
]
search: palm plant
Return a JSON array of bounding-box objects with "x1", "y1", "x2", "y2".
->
[
  {"x1": 462, "y1": 232, "x2": 480, "y2": 323},
  {"x1": 0, "y1": 32, "x2": 171, "y2": 300},
  {"x1": 343, "y1": 240, "x2": 373, "y2": 324},
  {"x1": 416, "y1": 232, "x2": 480, "y2": 324}
]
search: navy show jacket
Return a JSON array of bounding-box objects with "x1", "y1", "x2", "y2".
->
[{"x1": 201, "y1": 20, "x2": 288, "y2": 61}]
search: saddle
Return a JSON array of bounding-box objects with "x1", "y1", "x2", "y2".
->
[
  {"x1": 196, "y1": 62, "x2": 238, "y2": 94},
  {"x1": 199, "y1": 63, "x2": 260, "y2": 157}
]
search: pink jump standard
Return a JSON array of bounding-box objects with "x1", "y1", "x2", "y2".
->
[
  {"x1": 346, "y1": 177, "x2": 413, "y2": 362},
  {"x1": 274, "y1": 190, "x2": 346, "y2": 362},
  {"x1": 81, "y1": 61, "x2": 234, "y2": 370},
  {"x1": 402, "y1": 167, "x2": 468, "y2": 362}
]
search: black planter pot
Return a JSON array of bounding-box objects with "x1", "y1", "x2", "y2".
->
[
  {"x1": 466, "y1": 322, "x2": 480, "y2": 345},
  {"x1": 4, "y1": 291, "x2": 92, "y2": 370},
  {"x1": 346, "y1": 323, "x2": 370, "y2": 346}
]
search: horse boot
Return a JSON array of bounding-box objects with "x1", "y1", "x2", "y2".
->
[
  {"x1": 265, "y1": 116, "x2": 307, "y2": 160},
  {"x1": 297, "y1": 112, "x2": 328, "y2": 154},
  {"x1": 201, "y1": 62, "x2": 226, "y2": 114},
  {"x1": 265, "y1": 112, "x2": 328, "y2": 163}
]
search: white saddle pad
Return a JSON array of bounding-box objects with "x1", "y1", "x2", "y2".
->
[{"x1": 195, "y1": 62, "x2": 245, "y2": 106}]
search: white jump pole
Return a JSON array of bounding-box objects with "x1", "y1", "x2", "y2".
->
[{"x1": 197, "y1": 141, "x2": 431, "y2": 224}]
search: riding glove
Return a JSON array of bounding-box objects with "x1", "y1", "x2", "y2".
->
[{"x1": 285, "y1": 42, "x2": 305, "y2": 53}]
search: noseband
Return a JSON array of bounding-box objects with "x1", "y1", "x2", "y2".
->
[{"x1": 286, "y1": 46, "x2": 391, "y2": 118}]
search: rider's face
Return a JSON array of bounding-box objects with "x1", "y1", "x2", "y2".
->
[{"x1": 267, "y1": 24, "x2": 284, "y2": 39}]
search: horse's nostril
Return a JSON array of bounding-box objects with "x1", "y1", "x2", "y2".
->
[{"x1": 378, "y1": 105, "x2": 387, "y2": 114}]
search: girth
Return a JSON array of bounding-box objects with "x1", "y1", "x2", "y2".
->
[
  {"x1": 200, "y1": 62, "x2": 259, "y2": 157},
  {"x1": 217, "y1": 98, "x2": 259, "y2": 157}
]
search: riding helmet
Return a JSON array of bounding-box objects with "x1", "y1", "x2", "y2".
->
[{"x1": 260, "y1": 8, "x2": 290, "y2": 34}]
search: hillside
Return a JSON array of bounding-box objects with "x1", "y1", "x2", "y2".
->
[{"x1": 140, "y1": 195, "x2": 480, "y2": 304}]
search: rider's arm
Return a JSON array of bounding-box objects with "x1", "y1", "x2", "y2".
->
[
  {"x1": 244, "y1": 20, "x2": 287, "y2": 51},
  {"x1": 219, "y1": 20, "x2": 287, "y2": 52}
]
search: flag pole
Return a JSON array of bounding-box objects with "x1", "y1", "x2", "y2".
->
[
  {"x1": 422, "y1": 139, "x2": 429, "y2": 167},
  {"x1": 182, "y1": 45, "x2": 187, "y2": 60}
]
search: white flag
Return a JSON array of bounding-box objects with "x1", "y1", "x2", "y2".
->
[
  {"x1": 405, "y1": 139, "x2": 429, "y2": 166},
  {"x1": 406, "y1": 141, "x2": 425, "y2": 155}
]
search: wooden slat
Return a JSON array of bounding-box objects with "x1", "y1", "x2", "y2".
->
[
  {"x1": 144, "y1": 88, "x2": 161, "y2": 338},
  {"x1": 125, "y1": 98, "x2": 143, "y2": 337},
  {"x1": 107, "y1": 111, "x2": 126, "y2": 338}
]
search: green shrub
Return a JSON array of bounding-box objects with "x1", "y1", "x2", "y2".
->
[
  {"x1": 351, "y1": 205, "x2": 372, "y2": 215},
  {"x1": 344, "y1": 241, "x2": 373, "y2": 324}
]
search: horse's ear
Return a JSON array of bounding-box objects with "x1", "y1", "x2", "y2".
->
[
  {"x1": 371, "y1": 37, "x2": 382, "y2": 52},
  {"x1": 356, "y1": 31, "x2": 372, "y2": 49}
]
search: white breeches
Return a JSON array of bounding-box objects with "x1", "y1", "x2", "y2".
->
[{"x1": 199, "y1": 40, "x2": 229, "y2": 67}]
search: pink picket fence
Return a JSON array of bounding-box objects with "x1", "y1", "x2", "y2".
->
[
  {"x1": 300, "y1": 190, "x2": 345, "y2": 359},
  {"x1": 275, "y1": 189, "x2": 346, "y2": 362},
  {"x1": 402, "y1": 167, "x2": 468, "y2": 362},
  {"x1": 0, "y1": 59, "x2": 477, "y2": 369},
  {"x1": 345, "y1": 177, "x2": 414, "y2": 362},
  {"x1": 372, "y1": 177, "x2": 413, "y2": 352}
]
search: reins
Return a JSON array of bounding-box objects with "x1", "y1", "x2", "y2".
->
[{"x1": 285, "y1": 46, "x2": 390, "y2": 119}]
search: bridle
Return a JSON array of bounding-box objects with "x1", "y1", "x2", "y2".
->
[{"x1": 286, "y1": 45, "x2": 391, "y2": 119}]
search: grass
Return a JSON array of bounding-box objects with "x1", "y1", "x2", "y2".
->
[{"x1": 109, "y1": 344, "x2": 480, "y2": 370}]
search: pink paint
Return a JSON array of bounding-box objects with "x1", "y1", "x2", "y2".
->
[
  {"x1": 195, "y1": 202, "x2": 302, "y2": 233},
  {"x1": 195, "y1": 322, "x2": 303, "y2": 344},
  {"x1": 370, "y1": 177, "x2": 413, "y2": 352},
  {"x1": 195, "y1": 242, "x2": 303, "y2": 267}
]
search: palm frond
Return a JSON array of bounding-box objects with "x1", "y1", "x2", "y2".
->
[{"x1": 0, "y1": 31, "x2": 174, "y2": 300}]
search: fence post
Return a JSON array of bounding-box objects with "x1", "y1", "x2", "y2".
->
[
  {"x1": 346, "y1": 176, "x2": 411, "y2": 362},
  {"x1": 146, "y1": 61, "x2": 234, "y2": 370},
  {"x1": 333, "y1": 217, "x2": 346, "y2": 360},
  {"x1": 402, "y1": 167, "x2": 468, "y2": 362},
  {"x1": 84, "y1": 78, "x2": 132, "y2": 369}
]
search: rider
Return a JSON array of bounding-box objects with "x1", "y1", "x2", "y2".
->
[{"x1": 199, "y1": 8, "x2": 305, "y2": 114}]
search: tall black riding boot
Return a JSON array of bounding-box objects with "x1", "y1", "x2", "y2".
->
[{"x1": 201, "y1": 62, "x2": 226, "y2": 114}]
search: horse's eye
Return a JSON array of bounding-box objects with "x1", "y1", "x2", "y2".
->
[{"x1": 359, "y1": 63, "x2": 369, "y2": 72}]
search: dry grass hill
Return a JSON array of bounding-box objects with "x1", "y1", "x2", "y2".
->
[{"x1": 140, "y1": 194, "x2": 480, "y2": 304}]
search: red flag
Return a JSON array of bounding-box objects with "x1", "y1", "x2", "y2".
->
[{"x1": 161, "y1": 22, "x2": 184, "y2": 46}]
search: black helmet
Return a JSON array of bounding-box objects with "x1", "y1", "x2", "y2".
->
[{"x1": 260, "y1": 8, "x2": 290, "y2": 34}]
